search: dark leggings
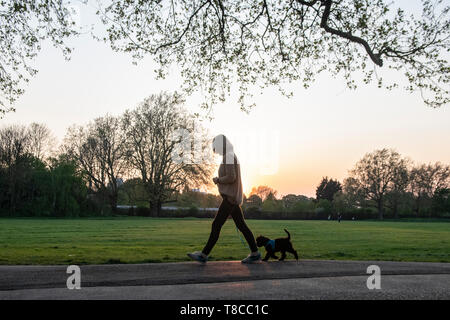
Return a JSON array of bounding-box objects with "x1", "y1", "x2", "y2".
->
[{"x1": 202, "y1": 197, "x2": 258, "y2": 255}]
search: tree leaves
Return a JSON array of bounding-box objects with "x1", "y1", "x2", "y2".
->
[
  {"x1": 98, "y1": 0, "x2": 449, "y2": 109},
  {"x1": 1, "y1": 0, "x2": 448, "y2": 115},
  {"x1": 0, "y1": 0, "x2": 82, "y2": 116}
]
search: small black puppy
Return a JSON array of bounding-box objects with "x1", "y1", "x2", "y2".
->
[{"x1": 256, "y1": 229, "x2": 299, "y2": 261}]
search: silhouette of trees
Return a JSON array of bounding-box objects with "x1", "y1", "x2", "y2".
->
[
  {"x1": 63, "y1": 114, "x2": 128, "y2": 212},
  {"x1": 1, "y1": 92, "x2": 215, "y2": 216},
  {"x1": 27, "y1": 123, "x2": 57, "y2": 162},
  {"x1": 343, "y1": 150, "x2": 450, "y2": 219},
  {"x1": 61, "y1": 92, "x2": 214, "y2": 216},
  {"x1": 346, "y1": 149, "x2": 409, "y2": 219},
  {"x1": 261, "y1": 192, "x2": 283, "y2": 212},
  {"x1": 1, "y1": 117, "x2": 449, "y2": 218},
  {"x1": 117, "y1": 178, "x2": 149, "y2": 208},
  {"x1": 282, "y1": 194, "x2": 304, "y2": 208},
  {"x1": 409, "y1": 162, "x2": 450, "y2": 215},
  {"x1": 121, "y1": 92, "x2": 213, "y2": 216},
  {"x1": 0, "y1": 124, "x2": 89, "y2": 216},
  {"x1": 316, "y1": 177, "x2": 342, "y2": 202},
  {"x1": 174, "y1": 188, "x2": 222, "y2": 209},
  {"x1": 245, "y1": 194, "x2": 263, "y2": 209},
  {"x1": 432, "y1": 188, "x2": 450, "y2": 215},
  {"x1": 384, "y1": 158, "x2": 411, "y2": 219},
  {"x1": 45, "y1": 156, "x2": 89, "y2": 217},
  {"x1": 249, "y1": 185, "x2": 277, "y2": 201},
  {"x1": 0, "y1": 124, "x2": 32, "y2": 213}
]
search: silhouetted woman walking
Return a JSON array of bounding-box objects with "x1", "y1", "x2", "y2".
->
[{"x1": 188, "y1": 134, "x2": 261, "y2": 263}]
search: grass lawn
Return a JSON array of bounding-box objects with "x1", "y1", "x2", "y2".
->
[{"x1": 0, "y1": 217, "x2": 449, "y2": 265}]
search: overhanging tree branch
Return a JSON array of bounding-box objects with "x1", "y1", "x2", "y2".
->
[{"x1": 319, "y1": 0, "x2": 383, "y2": 66}]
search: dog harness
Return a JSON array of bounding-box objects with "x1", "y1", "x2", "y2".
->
[{"x1": 265, "y1": 239, "x2": 275, "y2": 250}]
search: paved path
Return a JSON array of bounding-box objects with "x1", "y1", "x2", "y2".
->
[{"x1": 0, "y1": 260, "x2": 449, "y2": 299}]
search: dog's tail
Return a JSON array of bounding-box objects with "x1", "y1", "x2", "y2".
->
[{"x1": 284, "y1": 229, "x2": 291, "y2": 240}]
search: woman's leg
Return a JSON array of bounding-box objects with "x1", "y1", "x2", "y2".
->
[
  {"x1": 202, "y1": 200, "x2": 230, "y2": 255},
  {"x1": 230, "y1": 204, "x2": 258, "y2": 252}
]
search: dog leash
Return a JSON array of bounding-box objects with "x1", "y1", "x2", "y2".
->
[{"x1": 235, "y1": 226, "x2": 250, "y2": 250}]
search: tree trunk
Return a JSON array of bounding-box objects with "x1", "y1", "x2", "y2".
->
[
  {"x1": 157, "y1": 200, "x2": 162, "y2": 216},
  {"x1": 377, "y1": 200, "x2": 384, "y2": 220},
  {"x1": 414, "y1": 197, "x2": 421, "y2": 217},
  {"x1": 110, "y1": 193, "x2": 118, "y2": 213},
  {"x1": 393, "y1": 205, "x2": 398, "y2": 219},
  {"x1": 149, "y1": 199, "x2": 163, "y2": 217},
  {"x1": 393, "y1": 199, "x2": 399, "y2": 219},
  {"x1": 9, "y1": 182, "x2": 16, "y2": 216},
  {"x1": 148, "y1": 199, "x2": 157, "y2": 217},
  {"x1": 150, "y1": 205, "x2": 158, "y2": 217}
]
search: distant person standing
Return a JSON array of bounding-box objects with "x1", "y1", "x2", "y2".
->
[
  {"x1": 338, "y1": 214, "x2": 342, "y2": 223},
  {"x1": 187, "y1": 135, "x2": 261, "y2": 264}
]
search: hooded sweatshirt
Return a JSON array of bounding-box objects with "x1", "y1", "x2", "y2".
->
[{"x1": 212, "y1": 135, "x2": 243, "y2": 206}]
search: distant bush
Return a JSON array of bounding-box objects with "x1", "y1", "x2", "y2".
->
[
  {"x1": 290, "y1": 199, "x2": 315, "y2": 213},
  {"x1": 315, "y1": 199, "x2": 332, "y2": 214},
  {"x1": 261, "y1": 197, "x2": 283, "y2": 212},
  {"x1": 245, "y1": 206, "x2": 261, "y2": 215},
  {"x1": 188, "y1": 205, "x2": 199, "y2": 216}
]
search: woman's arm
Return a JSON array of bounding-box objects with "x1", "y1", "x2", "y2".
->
[{"x1": 217, "y1": 163, "x2": 237, "y2": 184}]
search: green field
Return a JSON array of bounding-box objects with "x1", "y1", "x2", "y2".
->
[{"x1": 0, "y1": 217, "x2": 449, "y2": 265}]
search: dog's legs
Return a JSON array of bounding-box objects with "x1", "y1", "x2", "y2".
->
[
  {"x1": 286, "y1": 248, "x2": 299, "y2": 262},
  {"x1": 287, "y1": 243, "x2": 299, "y2": 260},
  {"x1": 279, "y1": 251, "x2": 286, "y2": 261},
  {"x1": 263, "y1": 251, "x2": 271, "y2": 261},
  {"x1": 291, "y1": 250, "x2": 299, "y2": 260}
]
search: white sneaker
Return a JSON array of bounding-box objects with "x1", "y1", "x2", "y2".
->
[
  {"x1": 187, "y1": 251, "x2": 208, "y2": 263},
  {"x1": 241, "y1": 252, "x2": 261, "y2": 264}
]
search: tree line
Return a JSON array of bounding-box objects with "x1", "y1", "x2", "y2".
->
[
  {"x1": 1, "y1": 96, "x2": 449, "y2": 218},
  {"x1": 240, "y1": 150, "x2": 450, "y2": 219},
  {"x1": 343, "y1": 149, "x2": 450, "y2": 219},
  {"x1": 0, "y1": 92, "x2": 212, "y2": 217}
]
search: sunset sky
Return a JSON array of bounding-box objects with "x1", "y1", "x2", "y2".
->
[{"x1": 1, "y1": 1, "x2": 449, "y2": 198}]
